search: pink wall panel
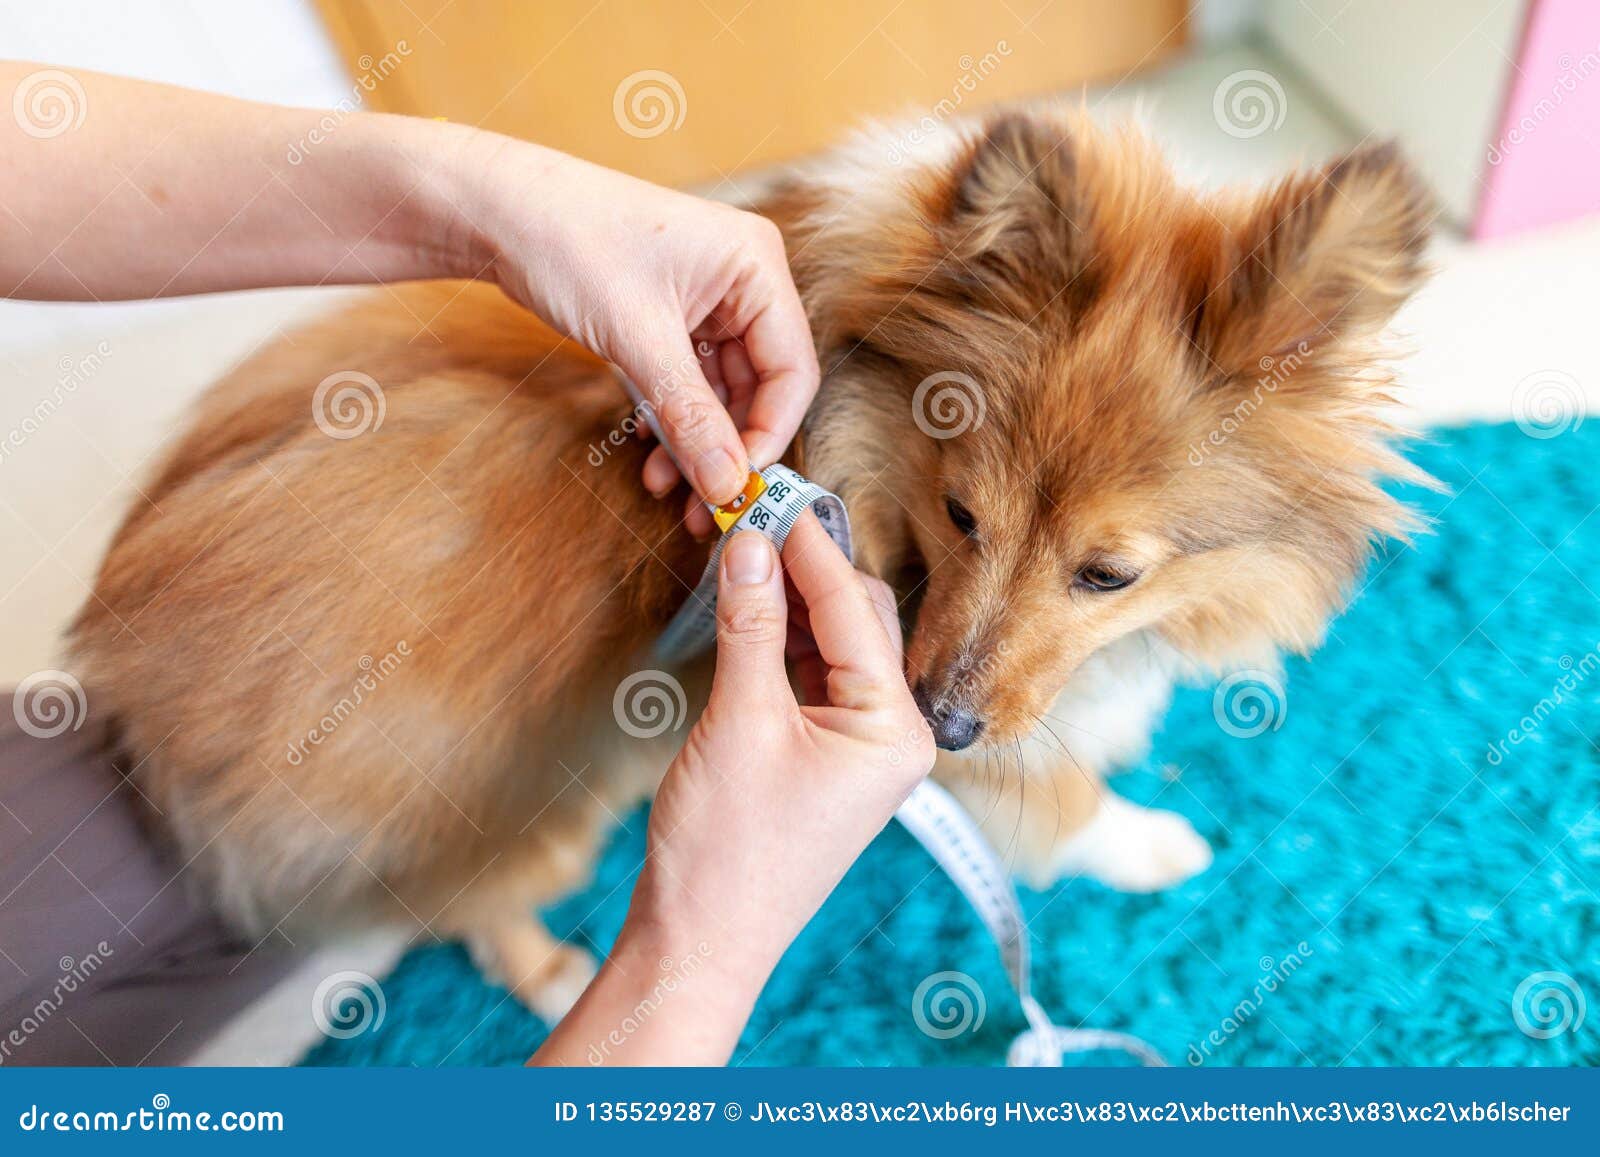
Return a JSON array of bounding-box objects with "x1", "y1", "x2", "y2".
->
[{"x1": 1476, "y1": 0, "x2": 1600, "y2": 239}]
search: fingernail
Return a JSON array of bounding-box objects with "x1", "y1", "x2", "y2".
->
[
  {"x1": 724, "y1": 532, "x2": 773, "y2": 586},
  {"x1": 692, "y1": 446, "x2": 742, "y2": 504}
]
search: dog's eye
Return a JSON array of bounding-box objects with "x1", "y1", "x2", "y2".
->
[
  {"x1": 1076, "y1": 564, "x2": 1137, "y2": 592},
  {"x1": 945, "y1": 497, "x2": 978, "y2": 537}
]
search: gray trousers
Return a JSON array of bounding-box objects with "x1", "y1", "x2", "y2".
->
[{"x1": 0, "y1": 704, "x2": 294, "y2": 1065}]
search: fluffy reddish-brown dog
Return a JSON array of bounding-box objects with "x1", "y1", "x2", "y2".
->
[{"x1": 71, "y1": 110, "x2": 1432, "y2": 1017}]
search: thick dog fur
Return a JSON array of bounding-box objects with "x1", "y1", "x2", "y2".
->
[{"x1": 70, "y1": 110, "x2": 1432, "y2": 1013}]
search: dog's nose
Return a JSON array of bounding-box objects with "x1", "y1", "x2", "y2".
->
[
  {"x1": 931, "y1": 708, "x2": 984, "y2": 751},
  {"x1": 913, "y1": 682, "x2": 985, "y2": 751}
]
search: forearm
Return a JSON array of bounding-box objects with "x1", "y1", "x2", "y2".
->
[
  {"x1": 529, "y1": 909, "x2": 771, "y2": 1067},
  {"x1": 0, "y1": 63, "x2": 500, "y2": 299}
]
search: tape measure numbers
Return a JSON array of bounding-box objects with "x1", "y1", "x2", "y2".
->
[{"x1": 655, "y1": 465, "x2": 846, "y2": 661}]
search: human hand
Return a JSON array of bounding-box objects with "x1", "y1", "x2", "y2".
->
[
  {"x1": 530, "y1": 516, "x2": 931, "y2": 1065},
  {"x1": 0, "y1": 84, "x2": 816, "y2": 521},
  {"x1": 627, "y1": 515, "x2": 935, "y2": 987},
  {"x1": 466, "y1": 138, "x2": 819, "y2": 520}
]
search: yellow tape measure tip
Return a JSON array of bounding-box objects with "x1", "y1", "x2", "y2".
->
[{"x1": 711, "y1": 471, "x2": 769, "y2": 533}]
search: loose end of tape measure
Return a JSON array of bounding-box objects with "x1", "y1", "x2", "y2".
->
[{"x1": 711, "y1": 471, "x2": 768, "y2": 533}]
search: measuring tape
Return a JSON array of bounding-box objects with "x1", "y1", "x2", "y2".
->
[
  {"x1": 620, "y1": 373, "x2": 1163, "y2": 1066},
  {"x1": 654, "y1": 464, "x2": 848, "y2": 660}
]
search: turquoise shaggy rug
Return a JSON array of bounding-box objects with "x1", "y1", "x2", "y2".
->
[{"x1": 303, "y1": 421, "x2": 1599, "y2": 1067}]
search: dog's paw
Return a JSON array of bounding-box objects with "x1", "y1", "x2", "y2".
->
[
  {"x1": 1036, "y1": 792, "x2": 1212, "y2": 892},
  {"x1": 468, "y1": 923, "x2": 598, "y2": 1025},
  {"x1": 519, "y1": 944, "x2": 599, "y2": 1024}
]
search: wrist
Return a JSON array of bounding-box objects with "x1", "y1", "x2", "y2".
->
[
  {"x1": 616, "y1": 870, "x2": 780, "y2": 1016},
  {"x1": 342, "y1": 111, "x2": 502, "y2": 282},
  {"x1": 445, "y1": 131, "x2": 583, "y2": 295}
]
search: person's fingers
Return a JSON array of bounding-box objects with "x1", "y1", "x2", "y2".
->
[
  {"x1": 782, "y1": 579, "x2": 829, "y2": 706},
  {"x1": 697, "y1": 339, "x2": 727, "y2": 398},
  {"x1": 682, "y1": 493, "x2": 714, "y2": 541},
  {"x1": 642, "y1": 444, "x2": 678, "y2": 498},
  {"x1": 732, "y1": 273, "x2": 819, "y2": 467},
  {"x1": 722, "y1": 241, "x2": 819, "y2": 469},
  {"x1": 720, "y1": 336, "x2": 757, "y2": 389},
  {"x1": 792, "y1": 653, "x2": 829, "y2": 709},
  {"x1": 719, "y1": 342, "x2": 756, "y2": 438},
  {"x1": 616, "y1": 324, "x2": 747, "y2": 506},
  {"x1": 718, "y1": 338, "x2": 759, "y2": 413},
  {"x1": 860, "y1": 575, "x2": 905, "y2": 669},
  {"x1": 710, "y1": 532, "x2": 793, "y2": 706},
  {"x1": 780, "y1": 513, "x2": 902, "y2": 706}
]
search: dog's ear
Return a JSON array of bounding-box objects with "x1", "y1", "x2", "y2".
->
[
  {"x1": 934, "y1": 113, "x2": 1095, "y2": 295},
  {"x1": 1194, "y1": 141, "x2": 1433, "y2": 377}
]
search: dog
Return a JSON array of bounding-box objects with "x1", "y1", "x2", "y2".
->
[{"x1": 69, "y1": 109, "x2": 1432, "y2": 1018}]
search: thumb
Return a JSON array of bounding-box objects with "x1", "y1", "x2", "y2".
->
[
  {"x1": 711, "y1": 532, "x2": 792, "y2": 705},
  {"x1": 618, "y1": 325, "x2": 747, "y2": 506}
]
